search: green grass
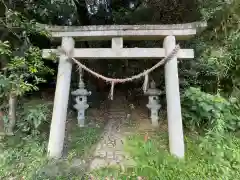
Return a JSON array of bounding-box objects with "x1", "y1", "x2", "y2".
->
[
  {"x1": 91, "y1": 131, "x2": 240, "y2": 180},
  {"x1": 0, "y1": 125, "x2": 102, "y2": 180},
  {"x1": 0, "y1": 96, "x2": 103, "y2": 180},
  {"x1": 67, "y1": 126, "x2": 102, "y2": 160},
  {"x1": 0, "y1": 133, "x2": 48, "y2": 179},
  {"x1": 36, "y1": 126, "x2": 102, "y2": 179}
]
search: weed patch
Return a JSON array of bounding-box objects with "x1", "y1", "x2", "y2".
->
[{"x1": 92, "y1": 132, "x2": 240, "y2": 180}]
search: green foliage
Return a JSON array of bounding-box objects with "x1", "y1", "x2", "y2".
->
[
  {"x1": 0, "y1": 2, "x2": 53, "y2": 93},
  {"x1": 0, "y1": 112, "x2": 102, "y2": 180},
  {"x1": 183, "y1": 0, "x2": 240, "y2": 96},
  {"x1": 197, "y1": 0, "x2": 231, "y2": 21},
  {"x1": 23, "y1": 0, "x2": 79, "y2": 24},
  {"x1": 0, "y1": 6, "x2": 50, "y2": 40},
  {"x1": 92, "y1": 132, "x2": 240, "y2": 179},
  {"x1": 67, "y1": 126, "x2": 101, "y2": 159},
  {"x1": 0, "y1": 134, "x2": 47, "y2": 180},
  {"x1": 16, "y1": 102, "x2": 52, "y2": 135},
  {"x1": 35, "y1": 126, "x2": 102, "y2": 179},
  {"x1": 0, "y1": 4, "x2": 53, "y2": 105},
  {"x1": 0, "y1": 41, "x2": 54, "y2": 97},
  {"x1": 182, "y1": 87, "x2": 240, "y2": 132},
  {"x1": 0, "y1": 41, "x2": 11, "y2": 56}
]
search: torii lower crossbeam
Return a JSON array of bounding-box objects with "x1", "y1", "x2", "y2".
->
[{"x1": 43, "y1": 48, "x2": 194, "y2": 59}]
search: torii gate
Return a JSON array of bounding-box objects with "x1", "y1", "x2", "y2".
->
[{"x1": 42, "y1": 22, "x2": 207, "y2": 159}]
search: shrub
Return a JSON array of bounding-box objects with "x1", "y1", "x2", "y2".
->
[
  {"x1": 182, "y1": 87, "x2": 240, "y2": 132},
  {"x1": 16, "y1": 102, "x2": 52, "y2": 135}
]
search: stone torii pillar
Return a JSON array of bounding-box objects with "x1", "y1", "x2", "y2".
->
[
  {"x1": 47, "y1": 37, "x2": 75, "y2": 158},
  {"x1": 164, "y1": 35, "x2": 184, "y2": 158}
]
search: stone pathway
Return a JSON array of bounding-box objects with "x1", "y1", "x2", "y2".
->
[{"x1": 89, "y1": 94, "x2": 135, "y2": 170}]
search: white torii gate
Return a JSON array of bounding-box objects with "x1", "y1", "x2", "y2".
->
[{"x1": 42, "y1": 22, "x2": 207, "y2": 159}]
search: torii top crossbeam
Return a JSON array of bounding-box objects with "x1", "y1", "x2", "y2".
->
[
  {"x1": 42, "y1": 21, "x2": 207, "y2": 59},
  {"x1": 43, "y1": 21, "x2": 207, "y2": 41}
]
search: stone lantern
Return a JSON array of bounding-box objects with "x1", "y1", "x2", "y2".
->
[
  {"x1": 144, "y1": 80, "x2": 162, "y2": 127},
  {"x1": 71, "y1": 68, "x2": 91, "y2": 127}
]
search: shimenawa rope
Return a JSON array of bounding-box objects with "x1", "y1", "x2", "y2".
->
[{"x1": 58, "y1": 44, "x2": 180, "y2": 100}]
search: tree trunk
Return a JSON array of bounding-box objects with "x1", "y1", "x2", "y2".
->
[
  {"x1": 7, "y1": 93, "x2": 17, "y2": 135},
  {"x1": 0, "y1": 111, "x2": 5, "y2": 136}
]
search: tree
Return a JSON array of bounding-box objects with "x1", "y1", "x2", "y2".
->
[
  {"x1": 183, "y1": 0, "x2": 240, "y2": 96},
  {"x1": 0, "y1": 2, "x2": 53, "y2": 134}
]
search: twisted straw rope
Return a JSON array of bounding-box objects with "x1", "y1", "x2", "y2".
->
[{"x1": 58, "y1": 44, "x2": 180, "y2": 99}]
